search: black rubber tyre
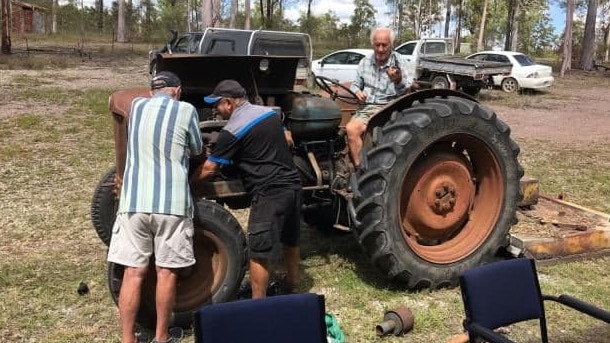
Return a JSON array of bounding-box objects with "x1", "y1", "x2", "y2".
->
[
  {"x1": 90, "y1": 166, "x2": 118, "y2": 246},
  {"x1": 355, "y1": 95, "x2": 523, "y2": 290},
  {"x1": 431, "y1": 75, "x2": 449, "y2": 89},
  {"x1": 150, "y1": 60, "x2": 158, "y2": 76},
  {"x1": 107, "y1": 199, "x2": 248, "y2": 331}
]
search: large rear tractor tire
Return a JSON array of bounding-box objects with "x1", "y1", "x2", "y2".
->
[
  {"x1": 90, "y1": 166, "x2": 118, "y2": 246},
  {"x1": 355, "y1": 95, "x2": 523, "y2": 289},
  {"x1": 107, "y1": 199, "x2": 247, "y2": 331}
]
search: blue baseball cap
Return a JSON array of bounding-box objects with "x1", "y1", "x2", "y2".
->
[{"x1": 204, "y1": 79, "x2": 246, "y2": 104}]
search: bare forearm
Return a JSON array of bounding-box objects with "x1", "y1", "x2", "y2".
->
[{"x1": 189, "y1": 160, "x2": 218, "y2": 185}]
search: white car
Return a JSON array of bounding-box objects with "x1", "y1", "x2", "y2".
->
[
  {"x1": 465, "y1": 51, "x2": 554, "y2": 93},
  {"x1": 311, "y1": 49, "x2": 373, "y2": 83}
]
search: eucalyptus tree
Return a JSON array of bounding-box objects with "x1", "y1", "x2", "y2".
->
[
  {"x1": 349, "y1": 0, "x2": 377, "y2": 46},
  {"x1": 560, "y1": 0, "x2": 575, "y2": 76},
  {"x1": 505, "y1": 0, "x2": 519, "y2": 50},
  {"x1": 117, "y1": 0, "x2": 127, "y2": 42},
  {"x1": 518, "y1": 0, "x2": 556, "y2": 55},
  {"x1": 229, "y1": 0, "x2": 237, "y2": 28},
  {"x1": 602, "y1": 0, "x2": 610, "y2": 61},
  {"x1": 476, "y1": 0, "x2": 488, "y2": 51},
  {"x1": 1, "y1": 0, "x2": 10, "y2": 54},
  {"x1": 579, "y1": 0, "x2": 597, "y2": 70}
]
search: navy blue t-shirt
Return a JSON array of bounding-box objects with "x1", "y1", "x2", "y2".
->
[{"x1": 208, "y1": 102, "x2": 301, "y2": 194}]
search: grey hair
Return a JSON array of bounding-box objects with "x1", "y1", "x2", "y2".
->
[{"x1": 370, "y1": 27, "x2": 395, "y2": 45}]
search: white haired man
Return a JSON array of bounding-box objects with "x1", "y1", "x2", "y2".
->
[{"x1": 346, "y1": 27, "x2": 417, "y2": 170}]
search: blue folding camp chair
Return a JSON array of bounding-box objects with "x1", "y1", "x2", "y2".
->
[
  {"x1": 459, "y1": 258, "x2": 610, "y2": 343},
  {"x1": 193, "y1": 293, "x2": 327, "y2": 343}
]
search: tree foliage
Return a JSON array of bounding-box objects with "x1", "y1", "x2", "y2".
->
[{"x1": 5, "y1": 0, "x2": 604, "y2": 64}]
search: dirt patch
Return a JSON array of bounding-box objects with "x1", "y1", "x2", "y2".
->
[
  {"x1": 492, "y1": 86, "x2": 610, "y2": 143},
  {"x1": 0, "y1": 58, "x2": 150, "y2": 119}
]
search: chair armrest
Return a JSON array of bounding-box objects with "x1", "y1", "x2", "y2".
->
[
  {"x1": 466, "y1": 322, "x2": 516, "y2": 343},
  {"x1": 547, "y1": 294, "x2": 610, "y2": 324}
]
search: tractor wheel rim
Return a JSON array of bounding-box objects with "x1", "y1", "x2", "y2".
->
[
  {"x1": 399, "y1": 136, "x2": 504, "y2": 264},
  {"x1": 172, "y1": 230, "x2": 228, "y2": 311}
]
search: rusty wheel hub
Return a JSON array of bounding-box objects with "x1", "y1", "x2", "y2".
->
[{"x1": 402, "y1": 152, "x2": 474, "y2": 242}]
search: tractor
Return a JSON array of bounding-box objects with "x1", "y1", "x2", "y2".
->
[{"x1": 91, "y1": 53, "x2": 523, "y2": 330}]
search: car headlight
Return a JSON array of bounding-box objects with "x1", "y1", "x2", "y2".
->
[{"x1": 526, "y1": 71, "x2": 539, "y2": 78}]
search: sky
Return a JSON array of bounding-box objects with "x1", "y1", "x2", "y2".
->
[{"x1": 286, "y1": 0, "x2": 566, "y2": 36}]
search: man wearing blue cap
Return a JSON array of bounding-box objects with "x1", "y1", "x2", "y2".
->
[
  {"x1": 191, "y1": 79, "x2": 302, "y2": 298},
  {"x1": 108, "y1": 71, "x2": 202, "y2": 343}
]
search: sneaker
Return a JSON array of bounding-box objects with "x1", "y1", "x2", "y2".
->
[{"x1": 151, "y1": 327, "x2": 184, "y2": 343}]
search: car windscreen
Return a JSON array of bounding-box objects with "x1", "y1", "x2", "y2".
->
[{"x1": 513, "y1": 54, "x2": 536, "y2": 66}]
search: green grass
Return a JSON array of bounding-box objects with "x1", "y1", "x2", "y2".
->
[{"x1": 1, "y1": 52, "x2": 610, "y2": 343}]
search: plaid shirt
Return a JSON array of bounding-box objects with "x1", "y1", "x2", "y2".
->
[{"x1": 350, "y1": 51, "x2": 414, "y2": 104}]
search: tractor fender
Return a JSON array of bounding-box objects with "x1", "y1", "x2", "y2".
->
[{"x1": 367, "y1": 89, "x2": 477, "y2": 132}]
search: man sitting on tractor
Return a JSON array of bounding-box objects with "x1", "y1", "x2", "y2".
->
[{"x1": 346, "y1": 27, "x2": 417, "y2": 170}]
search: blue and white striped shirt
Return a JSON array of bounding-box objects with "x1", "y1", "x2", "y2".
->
[{"x1": 119, "y1": 92, "x2": 203, "y2": 217}]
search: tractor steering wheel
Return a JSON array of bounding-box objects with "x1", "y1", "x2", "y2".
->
[{"x1": 314, "y1": 75, "x2": 361, "y2": 105}]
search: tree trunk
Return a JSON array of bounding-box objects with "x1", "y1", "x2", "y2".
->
[
  {"x1": 187, "y1": 0, "x2": 192, "y2": 31},
  {"x1": 212, "y1": 0, "x2": 221, "y2": 26},
  {"x1": 52, "y1": 0, "x2": 57, "y2": 34},
  {"x1": 117, "y1": 0, "x2": 128, "y2": 42},
  {"x1": 477, "y1": 0, "x2": 488, "y2": 51},
  {"x1": 266, "y1": 0, "x2": 272, "y2": 28},
  {"x1": 455, "y1": 0, "x2": 462, "y2": 53},
  {"x1": 229, "y1": 0, "x2": 237, "y2": 28},
  {"x1": 244, "y1": 0, "x2": 250, "y2": 29},
  {"x1": 415, "y1": 0, "x2": 422, "y2": 39},
  {"x1": 97, "y1": 0, "x2": 103, "y2": 33},
  {"x1": 504, "y1": 0, "x2": 519, "y2": 51},
  {"x1": 510, "y1": 0, "x2": 519, "y2": 52},
  {"x1": 203, "y1": 0, "x2": 213, "y2": 28},
  {"x1": 561, "y1": 0, "x2": 574, "y2": 77},
  {"x1": 579, "y1": 0, "x2": 598, "y2": 70},
  {"x1": 1, "y1": 0, "x2": 10, "y2": 54},
  {"x1": 604, "y1": 24, "x2": 610, "y2": 62},
  {"x1": 444, "y1": 0, "x2": 451, "y2": 38}
]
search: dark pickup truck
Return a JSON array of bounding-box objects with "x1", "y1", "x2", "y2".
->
[{"x1": 148, "y1": 28, "x2": 313, "y2": 86}]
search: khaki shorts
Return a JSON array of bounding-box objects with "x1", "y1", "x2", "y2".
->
[
  {"x1": 351, "y1": 104, "x2": 384, "y2": 125},
  {"x1": 107, "y1": 213, "x2": 195, "y2": 269}
]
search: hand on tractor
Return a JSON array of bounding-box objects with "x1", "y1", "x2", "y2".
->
[{"x1": 355, "y1": 90, "x2": 367, "y2": 103}]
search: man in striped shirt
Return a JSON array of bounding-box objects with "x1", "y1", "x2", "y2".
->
[
  {"x1": 347, "y1": 27, "x2": 416, "y2": 170},
  {"x1": 108, "y1": 71, "x2": 202, "y2": 343}
]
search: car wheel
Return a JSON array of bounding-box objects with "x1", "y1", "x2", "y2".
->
[
  {"x1": 501, "y1": 77, "x2": 519, "y2": 93},
  {"x1": 431, "y1": 75, "x2": 449, "y2": 89}
]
